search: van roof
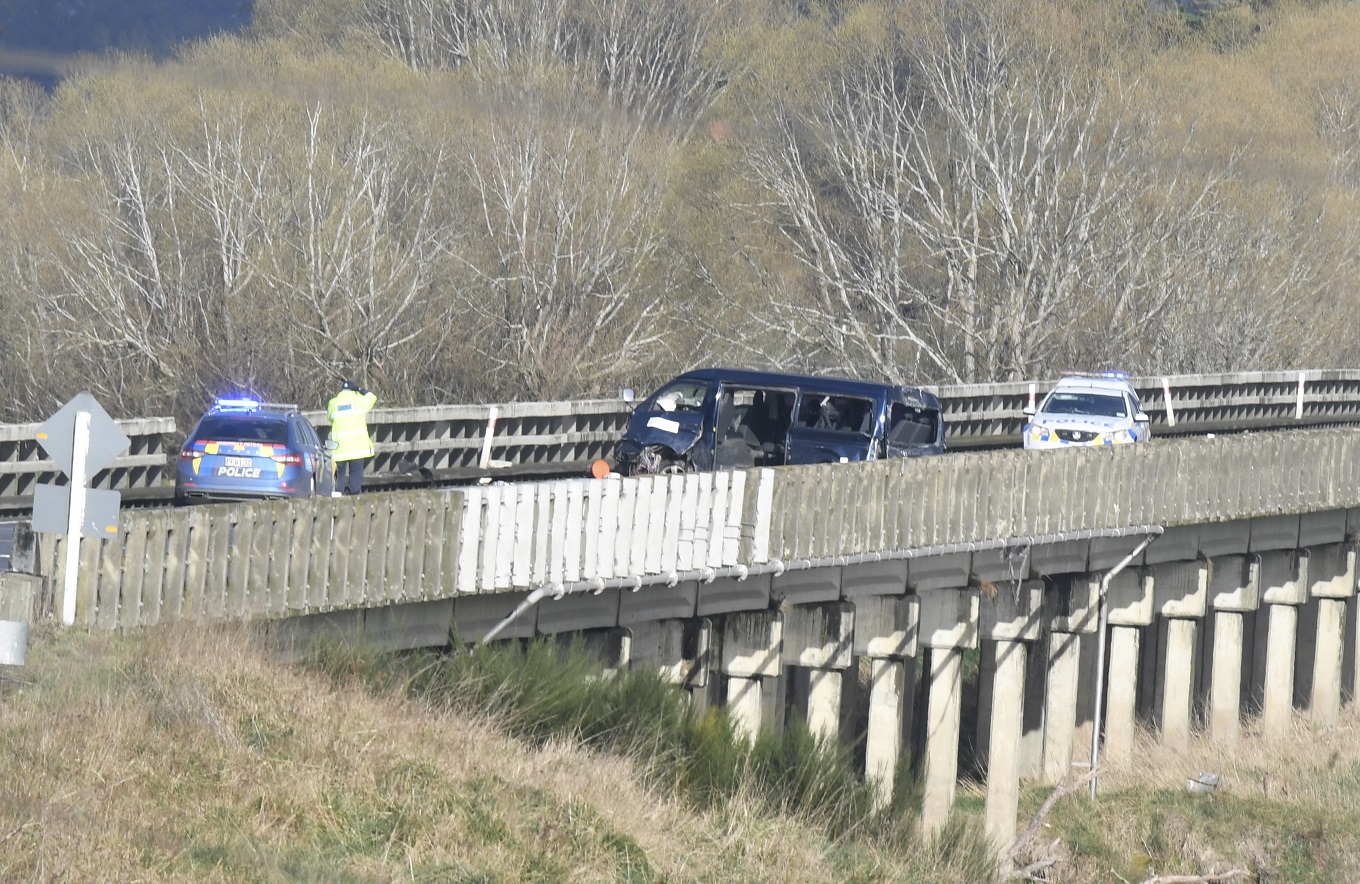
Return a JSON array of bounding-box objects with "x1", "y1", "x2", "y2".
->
[{"x1": 675, "y1": 367, "x2": 941, "y2": 407}]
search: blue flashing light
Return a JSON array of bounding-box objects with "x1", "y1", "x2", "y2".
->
[
  {"x1": 214, "y1": 397, "x2": 260, "y2": 411},
  {"x1": 1102, "y1": 371, "x2": 1128, "y2": 380}
]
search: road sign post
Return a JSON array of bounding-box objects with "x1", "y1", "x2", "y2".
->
[
  {"x1": 32, "y1": 393, "x2": 129, "y2": 626},
  {"x1": 62, "y1": 411, "x2": 90, "y2": 625}
]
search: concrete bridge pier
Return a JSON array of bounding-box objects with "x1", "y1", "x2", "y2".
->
[
  {"x1": 850, "y1": 593, "x2": 919, "y2": 811},
  {"x1": 719, "y1": 611, "x2": 782, "y2": 743},
  {"x1": 978, "y1": 580, "x2": 1043, "y2": 851},
  {"x1": 628, "y1": 618, "x2": 712, "y2": 708},
  {"x1": 781, "y1": 602, "x2": 855, "y2": 743},
  {"x1": 1306, "y1": 543, "x2": 1356, "y2": 726},
  {"x1": 1150, "y1": 560, "x2": 1208, "y2": 751},
  {"x1": 1103, "y1": 568, "x2": 1156, "y2": 765},
  {"x1": 1040, "y1": 573, "x2": 1099, "y2": 785},
  {"x1": 1257, "y1": 550, "x2": 1307, "y2": 739},
  {"x1": 1207, "y1": 555, "x2": 1260, "y2": 747},
  {"x1": 917, "y1": 586, "x2": 979, "y2": 835}
]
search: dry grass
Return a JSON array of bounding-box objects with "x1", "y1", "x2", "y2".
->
[
  {"x1": 13, "y1": 618, "x2": 1358, "y2": 882},
  {"x1": 0, "y1": 622, "x2": 988, "y2": 883},
  {"x1": 1018, "y1": 704, "x2": 1360, "y2": 882}
]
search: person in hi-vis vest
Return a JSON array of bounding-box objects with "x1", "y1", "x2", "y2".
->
[{"x1": 327, "y1": 379, "x2": 377, "y2": 495}]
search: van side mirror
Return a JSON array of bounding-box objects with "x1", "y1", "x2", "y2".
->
[
  {"x1": 1134, "y1": 412, "x2": 1149, "y2": 423},
  {"x1": 1022, "y1": 404, "x2": 1036, "y2": 417},
  {"x1": 325, "y1": 439, "x2": 339, "y2": 451},
  {"x1": 620, "y1": 388, "x2": 635, "y2": 403}
]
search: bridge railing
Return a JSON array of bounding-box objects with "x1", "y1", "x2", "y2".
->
[
  {"x1": 300, "y1": 399, "x2": 629, "y2": 481},
  {"x1": 0, "y1": 417, "x2": 175, "y2": 505},
  {"x1": 28, "y1": 426, "x2": 1360, "y2": 631},
  {"x1": 933, "y1": 369, "x2": 1360, "y2": 448},
  {"x1": 2, "y1": 370, "x2": 1359, "y2": 504}
]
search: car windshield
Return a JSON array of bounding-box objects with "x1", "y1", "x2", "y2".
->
[
  {"x1": 1041, "y1": 392, "x2": 1128, "y2": 419},
  {"x1": 194, "y1": 415, "x2": 289, "y2": 445}
]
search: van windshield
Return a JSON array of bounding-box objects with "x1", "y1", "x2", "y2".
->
[{"x1": 648, "y1": 380, "x2": 708, "y2": 414}]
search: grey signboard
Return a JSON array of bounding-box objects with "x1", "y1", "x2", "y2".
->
[
  {"x1": 35, "y1": 391, "x2": 130, "y2": 482},
  {"x1": 31, "y1": 483, "x2": 122, "y2": 539}
]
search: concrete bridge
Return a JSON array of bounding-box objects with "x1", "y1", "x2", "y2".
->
[
  {"x1": 7, "y1": 426, "x2": 1360, "y2": 851},
  {"x1": 5, "y1": 368, "x2": 1360, "y2": 508}
]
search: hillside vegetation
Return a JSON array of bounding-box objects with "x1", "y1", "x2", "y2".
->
[
  {"x1": 0, "y1": 0, "x2": 1357, "y2": 426},
  {"x1": 5, "y1": 623, "x2": 1360, "y2": 882}
]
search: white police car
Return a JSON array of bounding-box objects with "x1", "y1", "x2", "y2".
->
[{"x1": 1023, "y1": 373, "x2": 1150, "y2": 450}]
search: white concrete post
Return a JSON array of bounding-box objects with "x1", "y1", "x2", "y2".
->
[
  {"x1": 782, "y1": 601, "x2": 855, "y2": 743},
  {"x1": 851, "y1": 592, "x2": 919, "y2": 812},
  {"x1": 1042, "y1": 630, "x2": 1083, "y2": 783},
  {"x1": 61, "y1": 410, "x2": 92, "y2": 625},
  {"x1": 975, "y1": 578, "x2": 1041, "y2": 840},
  {"x1": 1206, "y1": 553, "x2": 1259, "y2": 747},
  {"x1": 1209, "y1": 611, "x2": 1244, "y2": 746},
  {"x1": 865, "y1": 656, "x2": 908, "y2": 811},
  {"x1": 1311, "y1": 598, "x2": 1346, "y2": 726},
  {"x1": 720, "y1": 611, "x2": 783, "y2": 745},
  {"x1": 984, "y1": 639, "x2": 1026, "y2": 852},
  {"x1": 1161, "y1": 619, "x2": 1197, "y2": 751},
  {"x1": 727, "y1": 676, "x2": 763, "y2": 742},
  {"x1": 1306, "y1": 543, "x2": 1355, "y2": 727},
  {"x1": 1262, "y1": 603, "x2": 1299, "y2": 739},
  {"x1": 921, "y1": 646, "x2": 963, "y2": 834},
  {"x1": 1103, "y1": 626, "x2": 1141, "y2": 765},
  {"x1": 806, "y1": 668, "x2": 841, "y2": 742}
]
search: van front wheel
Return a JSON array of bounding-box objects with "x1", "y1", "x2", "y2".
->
[{"x1": 636, "y1": 446, "x2": 689, "y2": 476}]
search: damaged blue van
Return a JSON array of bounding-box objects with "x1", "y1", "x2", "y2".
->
[{"x1": 613, "y1": 367, "x2": 945, "y2": 476}]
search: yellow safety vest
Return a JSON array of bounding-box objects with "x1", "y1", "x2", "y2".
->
[{"x1": 327, "y1": 389, "x2": 377, "y2": 461}]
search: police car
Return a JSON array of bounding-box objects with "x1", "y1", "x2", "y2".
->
[
  {"x1": 175, "y1": 398, "x2": 334, "y2": 503},
  {"x1": 1023, "y1": 373, "x2": 1151, "y2": 450}
]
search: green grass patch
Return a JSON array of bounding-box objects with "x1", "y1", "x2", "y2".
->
[{"x1": 303, "y1": 634, "x2": 989, "y2": 868}]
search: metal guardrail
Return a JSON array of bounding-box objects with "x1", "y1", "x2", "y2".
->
[{"x1": 0, "y1": 370, "x2": 1356, "y2": 506}]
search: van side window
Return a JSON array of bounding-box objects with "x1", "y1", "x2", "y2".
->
[
  {"x1": 887, "y1": 401, "x2": 938, "y2": 445},
  {"x1": 796, "y1": 394, "x2": 874, "y2": 435}
]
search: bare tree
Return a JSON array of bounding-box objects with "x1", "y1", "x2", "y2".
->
[
  {"x1": 46, "y1": 137, "x2": 197, "y2": 395},
  {"x1": 363, "y1": 0, "x2": 731, "y2": 133},
  {"x1": 734, "y1": 1, "x2": 1240, "y2": 384},
  {"x1": 455, "y1": 99, "x2": 678, "y2": 398},
  {"x1": 265, "y1": 105, "x2": 456, "y2": 391}
]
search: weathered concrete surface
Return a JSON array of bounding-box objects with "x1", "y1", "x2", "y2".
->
[
  {"x1": 865, "y1": 656, "x2": 910, "y2": 810},
  {"x1": 1104, "y1": 626, "x2": 1141, "y2": 765},
  {"x1": 921, "y1": 647, "x2": 964, "y2": 835},
  {"x1": 1263, "y1": 603, "x2": 1299, "y2": 739},
  {"x1": 1210, "y1": 611, "x2": 1245, "y2": 746},
  {"x1": 1042, "y1": 630, "x2": 1083, "y2": 783},
  {"x1": 984, "y1": 639, "x2": 1027, "y2": 851}
]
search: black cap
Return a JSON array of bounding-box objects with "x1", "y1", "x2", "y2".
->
[{"x1": 342, "y1": 379, "x2": 358, "y2": 391}]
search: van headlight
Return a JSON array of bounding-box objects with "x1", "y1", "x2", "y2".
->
[
  {"x1": 1111, "y1": 428, "x2": 1133, "y2": 443},
  {"x1": 1026, "y1": 423, "x2": 1049, "y2": 442}
]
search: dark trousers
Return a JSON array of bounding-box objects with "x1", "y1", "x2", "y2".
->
[{"x1": 336, "y1": 458, "x2": 366, "y2": 495}]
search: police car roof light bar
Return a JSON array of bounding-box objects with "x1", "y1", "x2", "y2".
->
[
  {"x1": 214, "y1": 397, "x2": 261, "y2": 411},
  {"x1": 1058, "y1": 370, "x2": 1130, "y2": 381}
]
